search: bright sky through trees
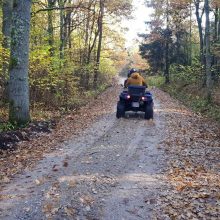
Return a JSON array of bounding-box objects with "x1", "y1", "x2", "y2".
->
[{"x1": 123, "y1": 0, "x2": 152, "y2": 47}]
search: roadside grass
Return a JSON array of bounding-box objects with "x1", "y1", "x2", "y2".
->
[
  {"x1": 147, "y1": 76, "x2": 165, "y2": 88},
  {"x1": 148, "y1": 76, "x2": 220, "y2": 122}
]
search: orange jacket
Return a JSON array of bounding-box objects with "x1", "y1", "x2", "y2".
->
[{"x1": 126, "y1": 73, "x2": 147, "y2": 87}]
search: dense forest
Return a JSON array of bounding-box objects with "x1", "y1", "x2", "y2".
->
[
  {"x1": 0, "y1": 0, "x2": 220, "y2": 128},
  {"x1": 140, "y1": 0, "x2": 220, "y2": 120},
  {"x1": 0, "y1": 0, "x2": 132, "y2": 126},
  {"x1": 0, "y1": 2, "x2": 219, "y2": 219}
]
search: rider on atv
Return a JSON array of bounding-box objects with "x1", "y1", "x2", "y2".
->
[
  {"x1": 117, "y1": 68, "x2": 153, "y2": 119},
  {"x1": 124, "y1": 68, "x2": 147, "y2": 88}
]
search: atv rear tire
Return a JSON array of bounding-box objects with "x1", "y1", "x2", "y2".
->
[
  {"x1": 116, "y1": 101, "x2": 125, "y2": 118},
  {"x1": 144, "y1": 103, "x2": 153, "y2": 120}
]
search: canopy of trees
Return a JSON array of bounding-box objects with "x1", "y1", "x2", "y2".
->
[
  {"x1": 0, "y1": 0, "x2": 132, "y2": 124},
  {"x1": 140, "y1": 0, "x2": 220, "y2": 101}
]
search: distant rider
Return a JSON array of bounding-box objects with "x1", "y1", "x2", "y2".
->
[{"x1": 125, "y1": 68, "x2": 147, "y2": 87}]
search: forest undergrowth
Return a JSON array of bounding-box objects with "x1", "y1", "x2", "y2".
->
[
  {"x1": 0, "y1": 78, "x2": 115, "y2": 153},
  {"x1": 147, "y1": 63, "x2": 220, "y2": 123},
  {"x1": 0, "y1": 79, "x2": 113, "y2": 132}
]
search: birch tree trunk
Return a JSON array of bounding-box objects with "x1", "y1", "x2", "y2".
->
[{"x1": 9, "y1": 0, "x2": 32, "y2": 124}]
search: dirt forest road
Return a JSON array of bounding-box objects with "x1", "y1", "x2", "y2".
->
[{"x1": 0, "y1": 80, "x2": 219, "y2": 220}]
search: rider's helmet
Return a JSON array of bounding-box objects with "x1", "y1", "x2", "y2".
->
[{"x1": 128, "y1": 68, "x2": 137, "y2": 77}]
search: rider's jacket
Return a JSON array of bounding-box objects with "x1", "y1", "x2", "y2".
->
[{"x1": 125, "y1": 73, "x2": 147, "y2": 87}]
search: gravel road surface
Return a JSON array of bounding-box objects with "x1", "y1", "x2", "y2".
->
[
  {"x1": 0, "y1": 81, "x2": 169, "y2": 220},
  {"x1": 1, "y1": 82, "x2": 219, "y2": 219}
]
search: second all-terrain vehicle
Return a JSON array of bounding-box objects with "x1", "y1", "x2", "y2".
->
[{"x1": 116, "y1": 85, "x2": 154, "y2": 120}]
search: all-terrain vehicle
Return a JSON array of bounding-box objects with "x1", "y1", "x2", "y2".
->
[{"x1": 116, "y1": 85, "x2": 154, "y2": 120}]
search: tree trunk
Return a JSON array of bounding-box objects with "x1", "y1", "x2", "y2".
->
[
  {"x1": 218, "y1": 9, "x2": 220, "y2": 41},
  {"x1": 9, "y1": 0, "x2": 32, "y2": 124},
  {"x1": 47, "y1": 0, "x2": 56, "y2": 56},
  {"x1": 67, "y1": 4, "x2": 72, "y2": 49},
  {"x1": 175, "y1": 31, "x2": 181, "y2": 64},
  {"x1": 85, "y1": 10, "x2": 90, "y2": 64},
  {"x1": 94, "y1": 0, "x2": 104, "y2": 89},
  {"x1": 1, "y1": 0, "x2": 13, "y2": 99},
  {"x1": 164, "y1": 0, "x2": 170, "y2": 84},
  {"x1": 213, "y1": 7, "x2": 219, "y2": 78},
  {"x1": 204, "y1": 0, "x2": 212, "y2": 100},
  {"x1": 58, "y1": 0, "x2": 65, "y2": 61},
  {"x1": 84, "y1": 8, "x2": 91, "y2": 89},
  {"x1": 214, "y1": 7, "x2": 218, "y2": 42},
  {"x1": 217, "y1": 7, "x2": 220, "y2": 75},
  {"x1": 194, "y1": 1, "x2": 204, "y2": 64},
  {"x1": 189, "y1": 0, "x2": 192, "y2": 65},
  {"x1": 88, "y1": 4, "x2": 97, "y2": 63}
]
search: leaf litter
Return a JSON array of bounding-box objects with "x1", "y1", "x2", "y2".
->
[
  {"x1": 153, "y1": 89, "x2": 220, "y2": 219},
  {"x1": 0, "y1": 83, "x2": 119, "y2": 184},
  {"x1": 0, "y1": 85, "x2": 219, "y2": 219}
]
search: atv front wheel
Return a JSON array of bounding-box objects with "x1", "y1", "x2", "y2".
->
[
  {"x1": 144, "y1": 103, "x2": 153, "y2": 120},
  {"x1": 116, "y1": 101, "x2": 125, "y2": 118}
]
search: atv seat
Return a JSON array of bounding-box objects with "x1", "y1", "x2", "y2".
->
[{"x1": 128, "y1": 86, "x2": 146, "y2": 96}]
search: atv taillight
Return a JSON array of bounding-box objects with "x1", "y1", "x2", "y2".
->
[
  {"x1": 126, "y1": 95, "x2": 131, "y2": 99},
  {"x1": 141, "y1": 96, "x2": 147, "y2": 101}
]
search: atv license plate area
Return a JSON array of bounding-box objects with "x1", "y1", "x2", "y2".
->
[{"x1": 132, "y1": 102, "x2": 140, "y2": 108}]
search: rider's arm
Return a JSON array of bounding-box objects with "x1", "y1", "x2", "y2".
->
[
  {"x1": 124, "y1": 79, "x2": 128, "y2": 88},
  {"x1": 125, "y1": 78, "x2": 131, "y2": 87},
  {"x1": 141, "y1": 76, "x2": 147, "y2": 87}
]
